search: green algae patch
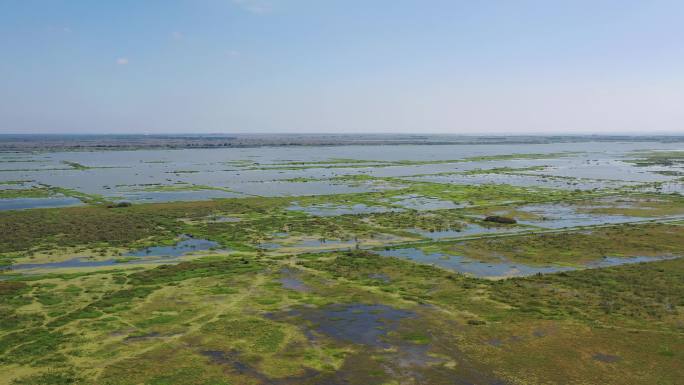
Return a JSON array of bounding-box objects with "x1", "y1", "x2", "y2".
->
[{"x1": 0, "y1": 188, "x2": 53, "y2": 199}]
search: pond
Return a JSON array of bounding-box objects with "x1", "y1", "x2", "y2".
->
[
  {"x1": 0, "y1": 196, "x2": 83, "y2": 211},
  {"x1": 7, "y1": 236, "x2": 220, "y2": 271},
  {"x1": 409, "y1": 223, "x2": 527, "y2": 240},
  {"x1": 269, "y1": 303, "x2": 415, "y2": 348},
  {"x1": 278, "y1": 268, "x2": 310, "y2": 292},
  {"x1": 516, "y1": 203, "x2": 650, "y2": 229},
  {"x1": 377, "y1": 248, "x2": 679, "y2": 278},
  {"x1": 125, "y1": 235, "x2": 219, "y2": 257}
]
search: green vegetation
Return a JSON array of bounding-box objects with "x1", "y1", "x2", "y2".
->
[
  {"x1": 0, "y1": 180, "x2": 34, "y2": 185},
  {"x1": 0, "y1": 187, "x2": 53, "y2": 199},
  {"x1": 61, "y1": 161, "x2": 91, "y2": 170}
]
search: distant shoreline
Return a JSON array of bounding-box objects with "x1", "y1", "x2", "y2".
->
[{"x1": 0, "y1": 134, "x2": 682, "y2": 152}]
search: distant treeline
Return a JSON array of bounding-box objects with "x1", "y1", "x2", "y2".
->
[{"x1": 0, "y1": 134, "x2": 682, "y2": 152}]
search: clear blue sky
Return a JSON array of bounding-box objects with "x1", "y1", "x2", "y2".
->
[{"x1": 1, "y1": 0, "x2": 683, "y2": 134}]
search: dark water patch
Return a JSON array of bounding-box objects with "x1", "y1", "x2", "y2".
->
[
  {"x1": 9, "y1": 236, "x2": 221, "y2": 272},
  {"x1": 378, "y1": 248, "x2": 681, "y2": 278},
  {"x1": 10, "y1": 257, "x2": 122, "y2": 271},
  {"x1": 126, "y1": 235, "x2": 219, "y2": 257},
  {"x1": 508, "y1": 335, "x2": 524, "y2": 343},
  {"x1": 201, "y1": 350, "x2": 273, "y2": 383},
  {"x1": 259, "y1": 242, "x2": 282, "y2": 250},
  {"x1": 586, "y1": 255, "x2": 680, "y2": 268},
  {"x1": 394, "y1": 343, "x2": 443, "y2": 367},
  {"x1": 592, "y1": 353, "x2": 621, "y2": 363},
  {"x1": 259, "y1": 238, "x2": 356, "y2": 250},
  {"x1": 367, "y1": 273, "x2": 390, "y2": 283},
  {"x1": 294, "y1": 239, "x2": 356, "y2": 248},
  {"x1": 409, "y1": 228, "x2": 468, "y2": 240},
  {"x1": 120, "y1": 190, "x2": 242, "y2": 203},
  {"x1": 8, "y1": 255, "x2": 195, "y2": 271},
  {"x1": 271, "y1": 303, "x2": 414, "y2": 348},
  {"x1": 267, "y1": 306, "x2": 507, "y2": 384},
  {"x1": 387, "y1": 194, "x2": 463, "y2": 211},
  {"x1": 0, "y1": 197, "x2": 83, "y2": 211},
  {"x1": 381, "y1": 342, "x2": 507, "y2": 385},
  {"x1": 517, "y1": 203, "x2": 649, "y2": 229},
  {"x1": 201, "y1": 350, "x2": 319, "y2": 385},
  {"x1": 377, "y1": 248, "x2": 573, "y2": 278},
  {"x1": 124, "y1": 332, "x2": 161, "y2": 342},
  {"x1": 208, "y1": 215, "x2": 241, "y2": 223},
  {"x1": 311, "y1": 304, "x2": 414, "y2": 348},
  {"x1": 278, "y1": 268, "x2": 310, "y2": 292},
  {"x1": 320, "y1": 352, "x2": 393, "y2": 385}
]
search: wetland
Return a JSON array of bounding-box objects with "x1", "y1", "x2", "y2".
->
[{"x1": 0, "y1": 137, "x2": 683, "y2": 385}]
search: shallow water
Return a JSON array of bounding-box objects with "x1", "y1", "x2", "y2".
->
[
  {"x1": 10, "y1": 257, "x2": 125, "y2": 271},
  {"x1": 377, "y1": 248, "x2": 679, "y2": 278},
  {"x1": 119, "y1": 190, "x2": 243, "y2": 203},
  {"x1": 592, "y1": 353, "x2": 621, "y2": 363},
  {"x1": 529, "y1": 159, "x2": 674, "y2": 183},
  {"x1": 409, "y1": 223, "x2": 526, "y2": 240},
  {"x1": 206, "y1": 215, "x2": 241, "y2": 223},
  {"x1": 125, "y1": 236, "x2": 219, "y2": 257},
  {"x1": 639, "y1": 181, "x2": 684, "y2": 195},
  {"x1": 407, "y1": 173, "x2": 638, "y2": 191},
  {"x1": 367, "y1": 273, "x2": 391, "y2": 282},
  {"x1": 278, "y1": 268, "x2": 310, "y2": 292},
  {"x1": 387, "y1": 194, "x2": 462, "y2": 210},
  {"x1": 2, "y1": 141, "x2": 681, "y2": 203},
  {"x1": 516, "y1": 203, "x2": 649, "y2": 229},
  {"x1": 8, "y1": 236, "x2": 220, "y2": 271},
  {"x1": 273, "y1": 303, "x2": 414, "y2": 348},
  {"x1": 0, "y1": 196, "x2": 83, "y2": 211},
  {"x1": 287, "y1": 202, "x2": 401, "y2": 217},
  {"x1": 378, "y1": 248, "x2": 573, "y2": 277},
  {"x1": 586, "y1": 255, "x2": 680, "y2": 268}
]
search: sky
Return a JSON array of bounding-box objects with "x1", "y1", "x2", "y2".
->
[{"x1": 1, "y1": 0, "x2": 683, "y2": 135}]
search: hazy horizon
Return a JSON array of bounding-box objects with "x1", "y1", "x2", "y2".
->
[
  {"x1": 1, "y1": 132, "x2": 683, "y2": 138},
  {"x1": 2, "y1": 1, "x2": 683, "y2": 135}
]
